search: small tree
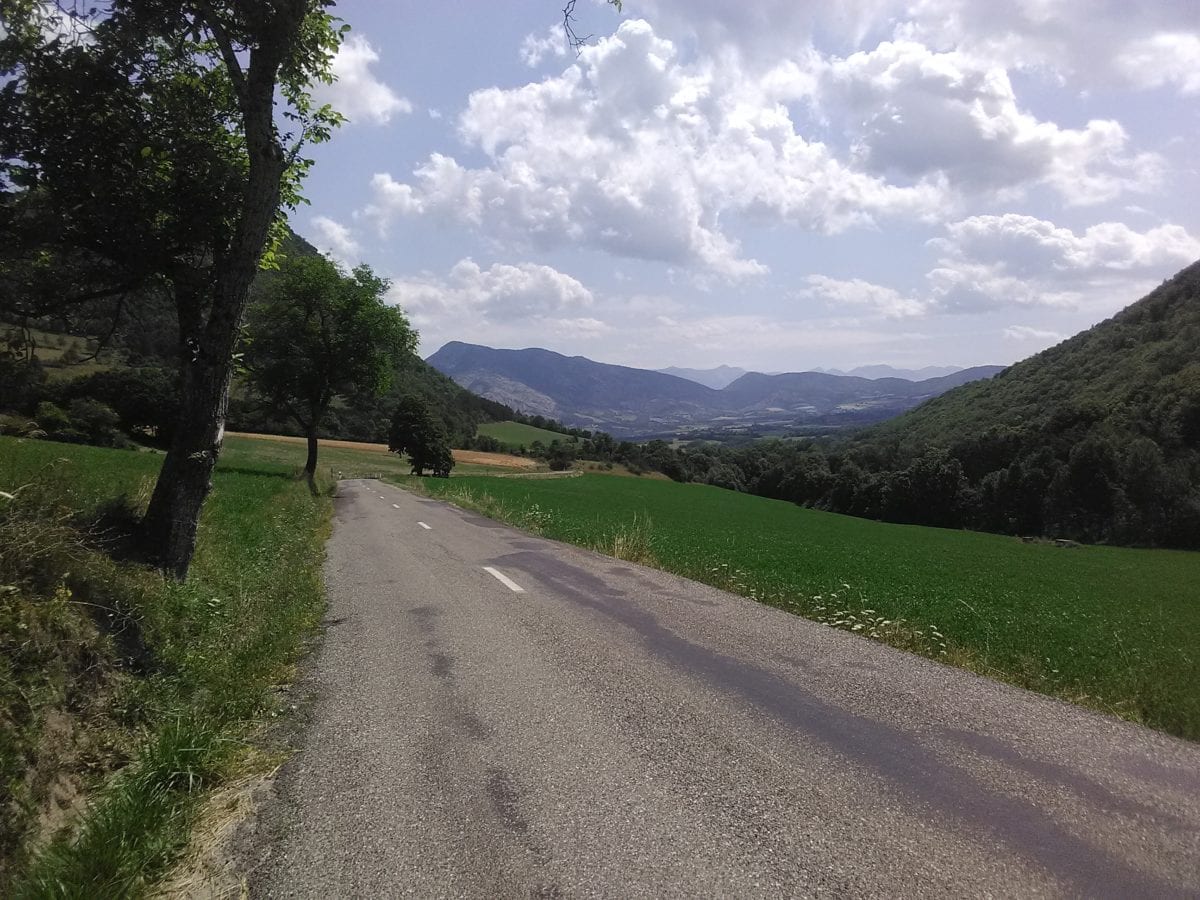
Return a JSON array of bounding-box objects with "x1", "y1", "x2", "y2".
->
[
  {"x1": 388, "y1": 396, "x2": 454, "y2": 478},
  {"x1": 243, "y1": 254, "x2": 415, "y2": 477}
]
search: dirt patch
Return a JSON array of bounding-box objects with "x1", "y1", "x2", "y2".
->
[
  {"x1": 226, "y1": 432, "x2": 538, "y2": 470},
  {"x1": 453, "y1": 450, "x2": 538, "y2": 469},
  {"x1": 151, "y1": 771, "x2": 273, "y2": 899},
  {"x1": 27, "y1": 711, "x2": 89, "y2": 854},
  {"x1": 226, "y1": 432, "x2": 391, "y2": 454}
]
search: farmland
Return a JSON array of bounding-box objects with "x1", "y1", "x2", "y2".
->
[
  {"x1": 406, "y1": 473, "x2": 1200, "y2": 741},
  {"x1": 476, "y1": 420, "x2": 579, "y2": 449},
  {"x1": 222, "y1": 432, "x2": 537, "y2": 477}
]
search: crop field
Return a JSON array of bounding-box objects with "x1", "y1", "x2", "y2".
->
[
  {"x1": 408, "y1": 473, "x2": 1200, "y2": 741},
  {"x1": 476, "y1": 420, "x2": 578, "y2": 449},
  {"x1": 222, "y1": 432, "x2": 534, "y2": 477}
]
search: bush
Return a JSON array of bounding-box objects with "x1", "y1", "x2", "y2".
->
[{"x1": 33, "y1": 400, "x2": 129, "y2": 449}]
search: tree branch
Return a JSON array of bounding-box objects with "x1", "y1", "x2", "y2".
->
[{"x1": 193, "y1": 0, "x2": 247, "y2": 104}]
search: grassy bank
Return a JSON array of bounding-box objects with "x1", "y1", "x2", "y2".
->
[
  {"x1": 0, "y1": 436, "x2": 330, "y2": 895},
  {"x1": 405, "y1": 473, "x2": 1200, "y2": 741}
]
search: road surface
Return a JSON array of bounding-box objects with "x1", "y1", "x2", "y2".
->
[{"x1": 247, "y1": 479, "x2": 1200, "y2": 898}]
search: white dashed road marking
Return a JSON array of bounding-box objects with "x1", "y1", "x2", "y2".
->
[
  {"x1": 417, "y1": 522, "x2": 431, "y2": 530},
  {"x1": 483, "y1": 567, "x2": 525, "y2": 593}
]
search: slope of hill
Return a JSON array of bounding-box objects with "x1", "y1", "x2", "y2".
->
[
  {"x1": 736, "y1": 259, "x2": 1200, "y2": 547},
  {"x1": 0, "y1": 228, "x2": 520, "y2": 449},
  {"x1": 870, "y1": 263, "x2": 1200, "y2": 452},
  {"x1": 426, "y1": 342, "x2": 1001, "y2": 437},
  {"x1": 426, "y1": 342, "x2": 717, "y2": 433}
]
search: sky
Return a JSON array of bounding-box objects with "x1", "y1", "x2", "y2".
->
[{"x1": 297, "y1": 0, "x2": 1200, "y2": 373}]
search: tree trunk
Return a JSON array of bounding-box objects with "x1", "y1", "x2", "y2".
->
[
  {"x1": 304, "y1": 422, "x2": 319, "y2": 477},
  {"x1": 140, "y1": 348, "x2": 232, "y2": 579},
  {"x1": 142, "y1": 36, "x2": 293, "y2": 579}
]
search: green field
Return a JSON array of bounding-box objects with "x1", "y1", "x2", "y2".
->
[
  {"x1": 0, "y1": 436, "x2": 329, "y2": 893},
  {"x1": 476, "y1": 420, "x2": 578, "y2": 449},
  {"x1": 406, "y1": 473, "x2": 1200, "y2": 740}
]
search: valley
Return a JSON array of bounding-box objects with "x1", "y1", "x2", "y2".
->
[{"x1": 426, "y1": 341, "x2": 1003, "y2": 438}]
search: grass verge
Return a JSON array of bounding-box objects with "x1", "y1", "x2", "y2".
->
[
  {"x1": 0, "y1": 436, "x2": 330, "y2": 896},
  {"x1": 401, "y1": 473, "x2": 1200, "y2": 742}
]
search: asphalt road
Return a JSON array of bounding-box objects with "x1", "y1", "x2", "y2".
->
[{"x1": 249, "y1": 478, "x2": 1200, "y2": 898}]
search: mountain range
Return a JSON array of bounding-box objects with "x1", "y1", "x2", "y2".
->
[
  {"x1": 656, "y1": 364, "x2": 966, "y2": 389},
  {"x1": 425, "y1": 342, "x2": 1002, "y2": 437}
]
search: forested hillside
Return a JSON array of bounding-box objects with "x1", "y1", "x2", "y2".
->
[
  {"x1": 0, "y1": 230, "x2": 522, "y2": 447},
  {"x1": 646, "y1": 261, "x2": 1200, "y2": 548}
]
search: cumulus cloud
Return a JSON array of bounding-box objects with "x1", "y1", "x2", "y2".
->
[
  {"x1": 312, "y1": 35, "x2": 411, "y2": 126},
  {"x1": 800, "y1": 215, "x2": 1200, "y2": 319},
  {"x1": 820, "y1": 40, "x2": 1162, "y2": 203},
  {"x1": 519, "y1": 24, "x2": 567, "y2": 67},
  {"x1": 900, "y1": 0, "x2": 1200, "y2": 94},
  {"x1": 309, "y1": 215, "x2": 361, "y2": 264},
  {"x1": 1116, "y1": 33, "x2": 1200, "y2": 95},
  {"x1": 640, "y1": 0, "x2": 1200, "y2": 97},
  {"x1": 927, "y1": 214, "x2": 1200, "y2": 311},
  {"x1": 364, "y1": 20, "x2": 943, "y2": 279},
  {"x1": 387, "y1": 259, "x2": 595, "y2": 326},
  {"x1": 800, "y1": 275, "x2": 930, "y2": 318}
]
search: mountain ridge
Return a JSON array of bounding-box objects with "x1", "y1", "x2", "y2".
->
[{"x1": 426, "y1": 341, "x2": 1003, "y2": 436}]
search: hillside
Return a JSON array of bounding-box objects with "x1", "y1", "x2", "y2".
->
[
  {"x1": 426, "y1": 341, "x2": 1001, "y2": 437},
  {"x1": 869, "y1": 262, "x2": 1200, "y2": 452},
  {"x1": 685, "y1": 260, "x2": 1200, "y2": 548},
  {"x1": 0, "y1": 227, "x2": 520, "y2": 449},
  {"x1": 476, "y1": 420, "x2": 580, "y2": 449},
  {"x1": 425, "y1": 342, "x2": 717, "y2": 433}
]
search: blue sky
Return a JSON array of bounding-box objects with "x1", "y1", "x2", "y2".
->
[{"x1": 297, "y1": 0, "x2": 1200, "y2": 372}]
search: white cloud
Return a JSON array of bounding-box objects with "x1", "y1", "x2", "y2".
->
[
  {"x1": 820, "y1": 40, "x2": 1163, "y2": 203},
  {"x1": 800, "y1": 275, "x2": 930, "y2": 318},
  {"x1": 632, "y1": 0, "x2": 898, "y2": 60},
  {"x1": 900, "y1": 0, "x2": 1200, "y2": 94},
  {"x1": 547, "y1": 317, "x2": 614, "y2": 338},
  {"x1": 1116, "y1": 33, "x2": 1200, "y2": 95},
  {"x1": 519, "y1": 24, "x2": 567, "y2": 67},
  {"x1": 312, "y1": 35, "x2": 411, "y2": 126},
  {"x1": 1003, "y1": 325, "x2": 1064, "y2": 342},
  {"x1": 927, "y1": 214, "x2": 1200, "y2": 311},
  {"x1": 364, "y1": 20, "x2": 943, "y2": 279},
  {"x1": 639, "y1": 0, "x2": 1200, "y2": 97},
  {"x1": 309, "y1": 215, "x2": 360, "y2": 265},
  {"x1": 387, "y1": 259, "x2": 595, "y2": 326}
]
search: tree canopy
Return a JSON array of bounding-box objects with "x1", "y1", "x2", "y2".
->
[
  {"x1": 388, "y1": 396, "x2": 454, "y2": 478},
  {"x1": 243, "y1": 253, "x2": 415, "y2": 475},
  {"x1": 1, "y1": 0, "x2": 345, "y2": 577}
]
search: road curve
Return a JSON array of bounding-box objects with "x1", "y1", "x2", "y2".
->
[{"x1": 247, "y1": 479, "x2": 1200, "y2": 898}]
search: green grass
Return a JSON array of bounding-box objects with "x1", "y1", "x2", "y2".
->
[
  {"x1": 0, "y1": 436, "x2": 330, "y2": 895},
  {"x1": 476, "y1": 420, "x2": 578, "y2": 449},
  {"x1": 3, "y1": 325, "x2": 120, "y2": 382},
  {"x1": 407, "y1": 474, "x2": 1200, "y2": 741}
]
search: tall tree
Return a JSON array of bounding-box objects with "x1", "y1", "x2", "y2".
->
[
  {"x1": 243, "y1": 253, "x2": 415, "y2": 477},
  {"x1": 0, "y1": 1, "x2": 344, "y2": 577},
  {"x1": 388, "y1": 396, "x2": 455, "y2": 478}
]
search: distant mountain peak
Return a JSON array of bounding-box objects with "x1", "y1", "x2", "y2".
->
[{"x1": 426, "y1": 343, "x2": 1000, "y2": 437}]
